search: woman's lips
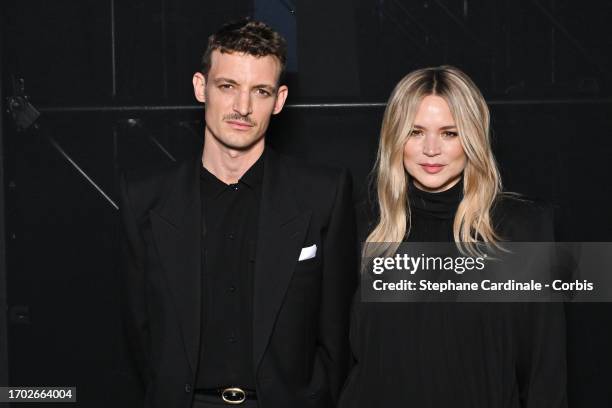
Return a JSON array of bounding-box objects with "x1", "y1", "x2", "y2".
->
[{"x1": 420, "y1": 164, "x2": 445, "y2": 174}]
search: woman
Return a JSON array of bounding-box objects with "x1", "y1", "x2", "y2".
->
[{"x1": 338, "y1": 66, "x2": 566, "y2": 407}]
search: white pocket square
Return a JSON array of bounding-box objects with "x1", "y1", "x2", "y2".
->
[{"x1": 298, "y1": 244, "x2": 317, "y2": 261}]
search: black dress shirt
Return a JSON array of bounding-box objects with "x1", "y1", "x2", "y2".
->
[{"x1": 195, "y1": 154, "x2": 264, "y2": 389}]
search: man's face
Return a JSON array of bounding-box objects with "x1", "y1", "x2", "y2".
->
[{"x1": 193, "y1": 50, "x2": 288, "y2": 151}]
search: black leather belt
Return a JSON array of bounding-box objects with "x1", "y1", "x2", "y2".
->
[{"x1": 196, "y1": 387, "x2": 257, "y2": 405}]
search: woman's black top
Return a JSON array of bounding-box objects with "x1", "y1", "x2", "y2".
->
[{"x1": 338, "y1": 180, "x2": 567, "y2": 408}]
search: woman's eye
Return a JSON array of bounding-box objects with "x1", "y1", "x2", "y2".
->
[
  {"x1": 443, "y1": 131, "x2": 458, "y2": 137},
  {"x1": 410, "y1": 129, "x2": 422, "y2": 136}
]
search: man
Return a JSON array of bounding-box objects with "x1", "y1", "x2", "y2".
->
[{"x1": 119, "y1": 19, "x2": 356, "y2": 408}]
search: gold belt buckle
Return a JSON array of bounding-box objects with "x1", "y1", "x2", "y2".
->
[{"x1": 221, "y1": 387, "x2": 246, "y2": 405}]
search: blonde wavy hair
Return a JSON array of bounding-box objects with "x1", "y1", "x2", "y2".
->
[{"x1": 366, "y1": 65, "x2": 502, "y2": 256}]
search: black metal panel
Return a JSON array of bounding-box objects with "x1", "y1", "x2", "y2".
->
[
  {"x1": 1, "y1": 0, "x2": 113, "y2": 105},
  {"x1": 355, "y1": 0, "x2": 612, "y2": 100},
  {"x1": 0, "y1": 6, "x2": 10, "y2": 401}
]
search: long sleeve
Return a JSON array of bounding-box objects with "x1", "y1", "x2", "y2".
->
[
  {"x1": 317, "y1": 169, "x2": 358, "y2": 403},
  {"x1": 118, "y1": 173, "x2": 152, "y2": 392},
  {"x1": 516, "y1": 302, "x2": 568, "y2": 407},
  {"x1": 515, "y1": 202, "x2": 567, "y2": 407}
]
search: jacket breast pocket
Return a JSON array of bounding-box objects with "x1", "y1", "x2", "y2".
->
[{"x1": 294, "y1": 250, "x2": 322, "y2": 275}]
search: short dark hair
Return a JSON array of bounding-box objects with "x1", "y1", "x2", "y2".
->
[{"x1": 200, "y1": 18, "x2": 287, "y2": 79}]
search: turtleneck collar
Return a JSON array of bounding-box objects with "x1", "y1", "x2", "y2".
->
[{"x1": 408, "y1": 177, "x2": 463, "y2": 220}]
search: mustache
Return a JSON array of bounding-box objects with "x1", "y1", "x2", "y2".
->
[{"x1": 223, "y1": 113, "x2": 256, "y2": 126}]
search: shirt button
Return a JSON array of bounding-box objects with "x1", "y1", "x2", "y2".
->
[
  {"x1": 228, "y1": 232, "x2": 235, "y2": 240},
  {"x1": 185, "y1": 384, "x2": 192, "y2": 393},
  {"x1": 228, "y1": 336, "x2": 236, "y2": 343},
  {"x1": 228, "y1": 285, "x2": 236, "y2": 292},
  {"x1": 231, "y1": 184, "x2": 239, "y2": 191}
]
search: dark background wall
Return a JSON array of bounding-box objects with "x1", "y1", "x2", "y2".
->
[{"x1": 1, "y1": 0, "x2": 611, "y2": 406}]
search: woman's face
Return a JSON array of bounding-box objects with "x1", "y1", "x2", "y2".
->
[{"x1": 403, "y1": 95, "x2": 467, "y2": 192}]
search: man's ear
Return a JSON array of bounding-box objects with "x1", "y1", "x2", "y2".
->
[
  {"x1": 272, "y1": 85, "x2": 289, "y2": 115},
  {"x1": 193, "y1": 72, "x2": 207, "y2": 103}
]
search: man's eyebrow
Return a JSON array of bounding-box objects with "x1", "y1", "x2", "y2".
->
[
  {"x1": 213, "y1": 77, "x2": 239, "y2": 85},
  {"x1": 213, "y1": 78, "x2": 277, "y2": 92},
  {"x1": 253, "y1": 83, "x2": 277, "y2": 92}
]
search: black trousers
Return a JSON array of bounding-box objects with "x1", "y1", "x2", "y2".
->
[{"x1": 191, "y1": 392, "x2": 258, "y2": 408}]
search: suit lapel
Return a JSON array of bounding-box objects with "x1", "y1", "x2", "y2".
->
[
  {"x1": 150, "y1": 157, "x2": 202, "y2": 375},
  {"x1": 147, "y1": 151, "x2": 311, "y2": 376},
  {"x1": 253, "y1": 150, "x2": 311, "y2": 371}
]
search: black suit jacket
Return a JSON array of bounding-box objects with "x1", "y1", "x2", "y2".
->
[{"x1": 119, "y1": 149, "x2": 357, "y2": 408}]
